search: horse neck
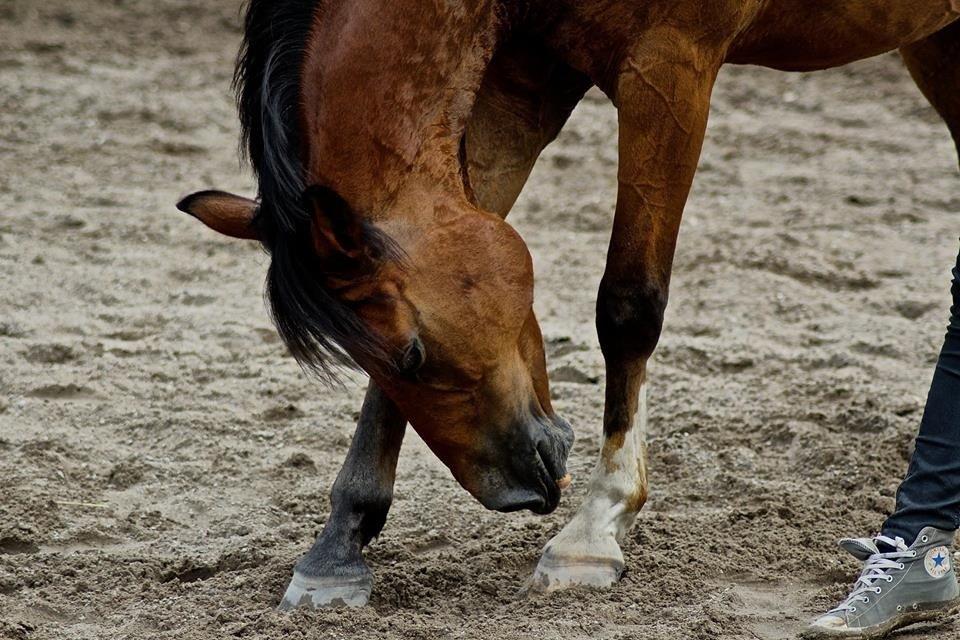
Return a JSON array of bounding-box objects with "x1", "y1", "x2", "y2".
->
[{"x1": 300, "y1": 0, "x2": 499, "y2": 220}]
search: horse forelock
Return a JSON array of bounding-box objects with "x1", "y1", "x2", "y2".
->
[{"x1": 234, "y1": 0, "x2": 401, "y2": 382}]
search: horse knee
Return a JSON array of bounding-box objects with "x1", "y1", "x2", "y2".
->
[{"x1": 596, "y1": 280, "x2": 667, "y2": 361}]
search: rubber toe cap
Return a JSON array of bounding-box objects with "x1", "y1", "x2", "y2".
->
[{"x1": 809, "y1": 614, "x2": 849, "y2": 630}]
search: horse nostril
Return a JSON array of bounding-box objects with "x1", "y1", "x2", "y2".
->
[
  {"x1": 552, "y1": 415, "x2": 575, "y2": 451},
  {"x1": 399, "y1": 336, "x2": 425, "y2": 374},
  {"x1": 535, "y1": 416, "x2": 574, "y2": 482}
]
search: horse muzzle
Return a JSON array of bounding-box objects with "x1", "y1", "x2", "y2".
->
[{"x1": 463, "y1": 412, "x2": 574, "y2": 515}]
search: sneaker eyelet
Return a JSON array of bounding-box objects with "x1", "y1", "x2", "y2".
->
[
  {"x1": 911, "y1": 551, "x2": 918, "y2": 557},
  {"x1": 897, "y1": 605, "x2": 903, "y2": 612},
  {"x1": 851, "y1": 607, "x2": 857, "y2": 612},
  {"x1": 898, "y1": 564, "x2": 904, "y2": 570},
  {"x1": 886, "y1": 576, "x2": 894, "y2": 582},
  {"x1": 876, "y1": 587, "x2": 882, "y2": 594},
  {"x1": 921, "y1": 535, "x2": 929, "y2": 543}
]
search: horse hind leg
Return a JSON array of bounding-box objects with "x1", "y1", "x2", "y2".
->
[{"x1": 901, "y1": 19, "x2": 960, "y2": 167}]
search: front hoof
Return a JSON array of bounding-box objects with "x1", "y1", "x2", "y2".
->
[
  {"x1": 278, "y1": 571, "x2": 373, "y2": 609},
  {"x1": 531, "y1": 552, "x2": 624, "y2": 592}
]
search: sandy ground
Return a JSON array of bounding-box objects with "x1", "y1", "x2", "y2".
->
[{"x1": 2, "y1": 2, "x2": 960, "y2": 639}]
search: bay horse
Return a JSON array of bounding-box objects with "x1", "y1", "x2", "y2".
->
[{"x1": 178, "y1": 0, "x2": 960, "y2": 609}]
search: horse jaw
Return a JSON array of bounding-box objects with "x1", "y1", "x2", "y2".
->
[{"x1": 176, "y1": 190, "x2": 260, "y2": 240}]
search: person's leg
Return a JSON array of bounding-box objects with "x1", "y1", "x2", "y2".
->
[
  {"x1": 805, "y1": 247, "x2": 960, "y2": 639},
  {"x1": 883, "y1": 19, "x2": 960, "y2": 543},
  {"x1": 804, "y1": 26, "x2": 960, "y2": 639},
  {"x1": 881, "y1": 244, "x2": 960, "y2": 543}
]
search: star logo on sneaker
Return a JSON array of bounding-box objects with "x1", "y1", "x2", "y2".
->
[{"x1": 924, "y1": 546, "x2": 951, "y2": 579}]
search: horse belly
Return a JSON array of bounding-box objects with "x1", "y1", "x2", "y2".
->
[{"x1": 728, "y1": 0, "x2": 959, "y2": 70}]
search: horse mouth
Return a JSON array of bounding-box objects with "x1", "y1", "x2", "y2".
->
[
  {"x1": 529, "y1": 450, "x2": 563, "y2": 515},
  {"x1": 486, "y1": 413, "x2": 574, "y2": 515}
]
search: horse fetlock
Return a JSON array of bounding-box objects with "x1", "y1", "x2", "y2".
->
[
  {"x1": 328, "y1": 488, "x2": 393, "y2": 546},
  {"x1": 531, "y1": 427, "x2": 647, "y2": 592},
  {"x1": 280, "y1": 522, "x2": 376, "y2": 610}
]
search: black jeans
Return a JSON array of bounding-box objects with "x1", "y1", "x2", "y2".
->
[{"x1": 882, "y1": 243, "x2": 960, "y2": 544}]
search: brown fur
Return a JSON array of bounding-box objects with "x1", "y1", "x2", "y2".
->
[{"x1": 180, "y1": 0, "x2": 960, "y2": 511}]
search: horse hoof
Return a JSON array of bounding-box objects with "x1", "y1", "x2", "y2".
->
[
  {"x1": 530, "y1": 554, "x2": 624, "y2": 592},
  {"x1": 277, "y1": 571, "x2": 372, "y2": 609}
]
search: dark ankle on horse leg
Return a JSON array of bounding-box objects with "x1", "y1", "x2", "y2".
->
[
  {"x1": 596, "y1": 275, "x2": 665, "y2": 435},
  {"x1": 299, "y1": 384, "x2": 404, "y2": 577},
  {"x1": 596, "y1": 279, "x2": 666, "y2": 369},
  {"x1": 280, "y1": 486, "x2": 395, "y2": 609},
  {"x1": 281, "y1": 383, "x2": 405, "y2": 609},
  {"x1": 295, "y1": 488, "x2": 393, "y2": 578}
]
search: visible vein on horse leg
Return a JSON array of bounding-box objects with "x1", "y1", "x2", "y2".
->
[
  {"x1": 621, "y1": 179, "x2": 668, "y2": 204},
  {"x1": 619, "y1": 182, "x2": 670, "y2": 213},
  {"x1": 621, "y1": 57, "x2": 693, "y2": 136}
]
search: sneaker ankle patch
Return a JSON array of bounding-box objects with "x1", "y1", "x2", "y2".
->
[{"x1": 924, "y1": 546, "x2": 952, "y2": 579}]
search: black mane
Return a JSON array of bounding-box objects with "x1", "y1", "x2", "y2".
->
[
  {"x1": 235, "y1": 0, "x2": 400, "y2": 380},
  {"x1": 235, "y1": 0, "x2": 316, "y2": 234}
]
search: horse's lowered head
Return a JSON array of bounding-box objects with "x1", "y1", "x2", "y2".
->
[{"x1": 177, "y1": 187, "x2": 573, "y2": 514}]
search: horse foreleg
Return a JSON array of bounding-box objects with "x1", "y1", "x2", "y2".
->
[
  {"x1": 279, "y1": 382, "x2": 406, "y2": 609},
  {"x1": 902, "y1": 19, "x2": 960, "y2": 165},
  {"x1": 533, "y1": 32, "x2": 722, "y2": 590}
]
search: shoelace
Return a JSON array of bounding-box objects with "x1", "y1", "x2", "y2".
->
[{"x1": 831, "y1": 535, "x2": 916, "y2": 614}]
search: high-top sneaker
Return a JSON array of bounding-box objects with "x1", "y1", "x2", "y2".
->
[{"x1": 804, "y1": 527, "x2": 960, "y2": 638}]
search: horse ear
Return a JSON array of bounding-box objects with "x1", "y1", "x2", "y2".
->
[
  {"x1": 304, "y1": 185, "x2": 367, "y2": 263},
  {"x1": 176, "y1": 190, "x2": 260, "y2": 240}
]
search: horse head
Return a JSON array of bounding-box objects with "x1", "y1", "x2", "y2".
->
[{"x1": 178, "y1": 185, "x2": 573, "y2": 515}]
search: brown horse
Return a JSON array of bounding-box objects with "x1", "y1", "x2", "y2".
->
[{"x1": 178, "y1": 0, "x2": 960, "y2": 608}]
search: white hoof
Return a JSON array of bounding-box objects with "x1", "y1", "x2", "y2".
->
[
  {"x1": 277, "y1": 571, "x2": 372, "y2": 609},
  {"x1": 531, "y1": 551, "x2": 624, "y2": 592}
]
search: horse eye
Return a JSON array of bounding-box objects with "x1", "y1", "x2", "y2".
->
[{"x1": 399, "y1": 337, "x2": 425, "y2": 375}]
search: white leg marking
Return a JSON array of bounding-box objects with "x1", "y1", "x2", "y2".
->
[{"x1": 532, "y1": 384, "x2": 649, "y2": 590}]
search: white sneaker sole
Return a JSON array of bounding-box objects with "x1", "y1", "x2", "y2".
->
[{"x1": 802, "y1": 597, "x2": 960, "y2": 639}]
